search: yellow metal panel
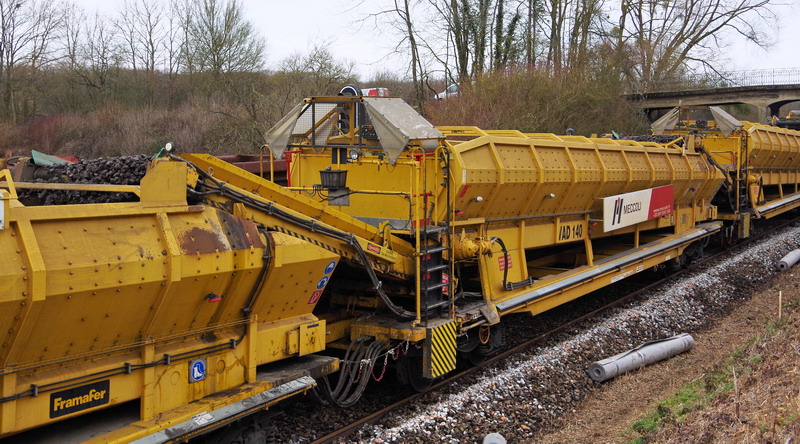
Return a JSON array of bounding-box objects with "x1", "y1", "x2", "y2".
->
[
  {"x1": 249, "y1": 232, "x2": 339, "y2": 322},
  {"x1": 299, "y1": 321, "x2": 326, "y2": 356},
  {"x1": 442, "y1": 135, "x2": 722, "y2": 224}
]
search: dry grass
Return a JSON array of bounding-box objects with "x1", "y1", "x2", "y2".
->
[
  {"x1": 534, "y1": 274, "x2": 800, "y2": 444},
  {"x1": 14, "y1": 99, "x2": 265, "y2": 158}
]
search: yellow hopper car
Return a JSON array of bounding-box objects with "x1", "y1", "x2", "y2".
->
[{"x1": 5, "y1": 95, "x2": 788, "y2": 443}]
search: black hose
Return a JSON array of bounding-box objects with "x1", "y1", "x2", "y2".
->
[
  {"x1": 490, "y1": 237, "x2": 509, "y2": 291},
  {"x1": 175, "y1": 155, "x2": 417, "y2": 320}
]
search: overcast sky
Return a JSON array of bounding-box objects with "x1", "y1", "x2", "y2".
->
[{"x1": 76, "y1": 0, "x2": 800, "y2": 79}]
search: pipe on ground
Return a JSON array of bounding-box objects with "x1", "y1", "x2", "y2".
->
[
  {"x1": 588, "y1": 333, "x2": 695, "y2": 383},
  {"x1": 777, "y1": 249, "x2": 800, "y2": 271}
]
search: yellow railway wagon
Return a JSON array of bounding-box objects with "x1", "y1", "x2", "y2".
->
[
  {"x1": 0, "y1": 95, "x2": 739, "y2": 441},
  {"x1": 276, "y1": 95, "x2": 725, "y2": 369},
  {"x1": 0, "y1": 163, "x2": 339, "y2": 441},
  {"x1": 658, "y1": 106, "x2": 800, "y2": 230}
]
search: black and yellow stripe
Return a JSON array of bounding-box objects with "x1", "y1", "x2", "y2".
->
[
  {"x1": 274, "y1": 225, "x2": 349, "y2": 258},
  {"x1": 424, "y1": 321, "x2": 457, "y2": 378}
]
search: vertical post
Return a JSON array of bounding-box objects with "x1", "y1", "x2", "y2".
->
[
  {"x1": 267, "y1": 146, "x2": 274, "y2": 183},
  {"x1": 413, "y1": 154, "x2": 422, "y2": 326},
  {"x1": 584, "y1": 214, "x2": 594, "y2": 266}
]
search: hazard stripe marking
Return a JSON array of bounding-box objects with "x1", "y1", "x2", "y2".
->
[
  {"x1": 428, "y1": 322, "x2": 457, "y2": 378},
  {"x1": 273, "y1": 226, "x2": 347, "y2": 257}
]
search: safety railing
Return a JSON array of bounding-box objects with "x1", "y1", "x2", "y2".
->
[{"x1": 642, "y1": 68, "x2": 800, "y2": 93}]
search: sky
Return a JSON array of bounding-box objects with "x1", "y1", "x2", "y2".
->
[{"x1": 76, "y1": 0, "x2": 800, "y2": 80}]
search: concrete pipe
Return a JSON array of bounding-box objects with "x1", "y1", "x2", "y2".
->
[
  {"x1": 588, "y1": 333, "x2": 695, "y2": 383},
  {"x1": 777, "y1": 249, "x2": 800, "y2": 271}
]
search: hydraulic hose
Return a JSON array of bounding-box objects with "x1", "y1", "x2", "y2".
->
[{"x1": 174, "y1": 155, "x2": 417, "y2": 320}]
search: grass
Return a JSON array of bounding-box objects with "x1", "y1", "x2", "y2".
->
[{"x1": 625, "y1": 315, "x2": 791, "y2": 443}]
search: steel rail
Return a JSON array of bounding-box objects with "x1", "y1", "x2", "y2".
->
[{"x1": 311, "y1": 214, "x2": 800, "y2": 444}]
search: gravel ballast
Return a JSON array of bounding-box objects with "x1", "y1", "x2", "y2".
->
[
  {"x1": 18, "y1": 155, "x2": 149, "y2": 205},
  {"x1": 354, "y1": 223, "x2": 800, "y2": 443}
]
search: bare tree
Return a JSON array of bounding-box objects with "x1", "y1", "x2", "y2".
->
[
  {"x1": 181, "y1": 0, "x2": 265, "y2": 75},
  {"x1": 0, "y1": 0, "x2": 61, "y2": 122},
  {"x1": 73, "y1": 12, "x2": 119, "y2": 105},
  {"x1": 611, "y1": 0, "x2": 774, "y2": 90},
  {"x1": 492, "y1": 0, "x2": 521, "y2": 69},
  {"x1": 523, "y1": 0, "x2": 540, "y2": 66},
  {"x1": 279, "y1": 43, "x2": 355, "y2": 95}
]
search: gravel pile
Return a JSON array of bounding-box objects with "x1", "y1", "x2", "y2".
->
[
  {"x1": 19, "y1": 155, "x2": 149, "y2": 205},
  {"x1": 353, "y1": 223, "x2": 800, "y2": 443},
  {"x1": 623, "y1": 135, "x2": 683, "y2": 145}
]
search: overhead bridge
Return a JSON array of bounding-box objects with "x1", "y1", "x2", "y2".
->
[{"x1": 628, "y1": 68, "x2": 800, "y2": 122}]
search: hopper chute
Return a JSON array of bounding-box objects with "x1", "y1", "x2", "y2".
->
[{"x1": 264, "y1": 96, "x2": 443, "y2": 165}]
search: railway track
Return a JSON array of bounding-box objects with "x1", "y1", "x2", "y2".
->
[{"x1": 311, "y1": 214, "x2": 799, "y2": 444}]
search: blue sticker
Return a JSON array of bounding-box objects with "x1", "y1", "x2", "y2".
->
[
  {"x1": 324, "y1": 261, "x2": 337, "y2": 275},
  {"x1": 189, "y1": 359, "x2": 206, "y2": 383},
  {"x1": 316, "y1": 276, "x2": 329, "y2": 289}
]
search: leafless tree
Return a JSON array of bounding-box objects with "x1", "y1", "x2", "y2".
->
[
  {"x1": 0, "y1": 0, "x2": 61, "y2": 122},
  {"x1": 180, "y1": 0, "x2": 265, "y2": 75},
  {"x1": 74, "y1": 12, "x2": 119, "y2": 104},
  {"x1": 610, "y1": 0, "x2": 775, "y2": 91}
]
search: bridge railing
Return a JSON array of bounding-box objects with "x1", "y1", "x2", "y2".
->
[{"x1": 645, "y1": 68, "x2": 800, "y2": 93}]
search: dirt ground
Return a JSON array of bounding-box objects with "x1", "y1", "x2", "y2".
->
[{"x1": 535, "y1": 271, "x2": 800, "y2": 444}]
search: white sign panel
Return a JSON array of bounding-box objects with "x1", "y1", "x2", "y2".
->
[{"x1": 603, "y1": 185, "x2": 674, "y2": 232}]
